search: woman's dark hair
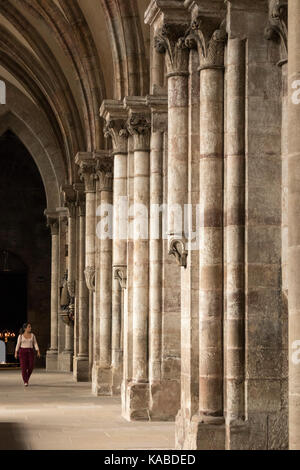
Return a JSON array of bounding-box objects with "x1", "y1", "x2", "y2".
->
[{"x1": 19, "y1": 323, "x2": 31, "y2": 335}]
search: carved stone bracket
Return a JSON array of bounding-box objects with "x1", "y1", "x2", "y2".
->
[
  {"x1": 113, "y1": 265, "x2": 127, "y2": 290},
  {"x1": 168, "y1": 238, "x2": 188, "y2": 268},
  {"x1": 85, "y1": 266, "x2": 95, "y2": 292},
  {"x1": 264, "y1": 0, "x2": 287, "y2": 65}
]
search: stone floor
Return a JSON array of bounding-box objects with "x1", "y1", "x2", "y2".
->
[{"x1": 0, "y1": 369, "x2": 175, "y2": 450}]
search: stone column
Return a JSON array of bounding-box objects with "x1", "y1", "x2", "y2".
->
[
  {"x1": 73, "y1": 186, "x2": 89, "y2": 382},
  {"x1": 93, "y1": 153, "x2": 114, "y2": 396},
  {"x1": 147, "y1": 95, "x2": 170, "y2": 418},
  {"x1": 75, "y1": 153, "x2": 97, "y2": 379},
  {"x1": 288, "y1": 0, "x2": 300, "y2": 450},
  {"x1": 186, "y1": 8, "x2": 227, "y2": 449},
  {"x1": 45, "y1": 211, "x2": 60, "y2": 371},
  {"x1": 101, "y1": 100, "x2": 129, "y2": 395},
  {"x1": 154, "y1": 22, "x2": 189, "y2": 263},
  {"x1": 60, "y1": 185, "x2": 76, "y2": 372},
  {"x1": 225, "y1": 37, "x2": 246, "y2": 436},
  {"x1": 123, "y1": 97, "x2": 151, "y2": 420}
]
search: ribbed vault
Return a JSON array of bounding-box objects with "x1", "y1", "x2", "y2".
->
[{"x1": 0, "y1": 0, "x2": 149, "y2": 191}]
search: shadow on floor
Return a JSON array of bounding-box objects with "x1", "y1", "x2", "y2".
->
[{"x1": 0, "y1": 423, "x2": 28, "y2": 450}]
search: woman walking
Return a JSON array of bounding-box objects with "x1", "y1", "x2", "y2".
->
[{"x1": 15, "y1": 323, "x2": 40, "y2": 387}]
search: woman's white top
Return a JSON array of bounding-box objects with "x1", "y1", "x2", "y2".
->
[{"x1": 15, "y1": 334, "x2": 39, "y2": 352}]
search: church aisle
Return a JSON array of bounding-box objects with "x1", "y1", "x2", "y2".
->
[{"x1": 0, "y1": 370, "x2": 175, "y2": 450}]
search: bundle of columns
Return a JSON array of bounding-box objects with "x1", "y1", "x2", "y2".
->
[{"x1": 44, "y1": 0, "x2": 300, "y2": 450}]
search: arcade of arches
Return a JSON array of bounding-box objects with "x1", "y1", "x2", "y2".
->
[{"x1": 1, "y1": 0, "x2": 300, "y2": 450}]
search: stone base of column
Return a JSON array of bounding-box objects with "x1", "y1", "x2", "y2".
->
[
  {"x1": 149, "y1": 380, "x2": 180, "y2": 421},
  {"x1": 73, "y1": 356, "x2": 90, "y2": 382},
  {"x1": 46, "y1": 349, "x2": 58, "y2": 371},
  {"x1": 122, "y1": 381, "x2": 150, "y2": 421},
  {"x1": 225, "y1": 420, "x2": 250, "y2": 450},
  {"x1": 175, "y1": 412, "x2": 226, "y2": 450},
  {"x1": 58, "y1": 351, "x2": 73, "y2": 372},
  {"x1": 111, "y1": 366, "x2": 122, "y2": 396},
  {"x1": 92, "y1": 363, "x2": 112, "y2": 396}
]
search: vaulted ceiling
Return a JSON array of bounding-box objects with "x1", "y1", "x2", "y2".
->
[{"x1": 0, "y1": 0, "x2": 150, "y2": 199}]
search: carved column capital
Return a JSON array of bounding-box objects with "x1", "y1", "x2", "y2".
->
[
  {"x1": 74, "y1": 183, "x2": 86, "y2": 217},
  {"x1": 100, "y1": 100, "x2": 129, "y2": 154},
  {"x1": 185, "y1": 8, "x2": 227, "y2": 70},
  {"x1": 264, "y1": 0, "x2": 287, "y2": 65},
  {"x1": 113, "y1": 265, "x2": 127, "y2": 290},
  {"x1": 147, "y1": 94, "x2": 168, "y2": 133},
  {"x1": 45, "y1": 210, "x2": 60, "y2": 236},
  {"x1": 61, "y1": 184, "x2": 77, "y2": 218},
  {"x1": 124, "y1": 97, "x2": 151, "y2": 150},
  {"x1": 84, "y1": 266, "x2": 95, "y2": 292},
  {"x1": 154, "y1": 23, "x2": 190, "y2": 76},
  {"x1": 95, "y1": 154, "x2": 114, "y2": 192},
  {"x1": 75, "y1": 152, "x2": 97, "y2": 193}
]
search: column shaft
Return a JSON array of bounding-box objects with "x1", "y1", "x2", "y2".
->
[
  {"x1": 288, "y1": 0, "x2": 300, "y2": 450},
  {"x1": 225, "y1": 38, "x2": 246, "y2": 422},
  {"x1": 149, "y1": 130, "x2": 163, "y2": 382},
  {"x1": 132, "y1": 143, "x2": 150, "y2": 382},
  {"x1": 199, "y1": 67, "x2": 224, "y2": 418}
]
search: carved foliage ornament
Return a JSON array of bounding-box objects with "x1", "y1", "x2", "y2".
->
[
  {"x1": 264, "y1": 0, "x2": 287, "y2": 62},
  {"x1": 154, "y1": 23, "x2": 190, "y2": 74},
  {"x1": 185, "y1": 13, "x2": 227, "y2": 69},
  {"x1": 96, "y1": 158, "x2": 113, "y2": 192},
  {"x1": 104, "y1": 119, "x2": 129, "y2": 150},
  {"x1": 127, "y1": 115, "x2": 151, "y2": 136}
]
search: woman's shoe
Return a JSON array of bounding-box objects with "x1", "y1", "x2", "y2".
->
[{"x1": 24, "y1": 383, "x2": 28, "y2": 387}]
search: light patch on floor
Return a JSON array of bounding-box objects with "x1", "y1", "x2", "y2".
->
[{"x1": 0, "y1": 370, "x2": 175, "y2": 450}]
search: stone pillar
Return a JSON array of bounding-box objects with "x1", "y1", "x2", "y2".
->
[
  {"x1": 45, "y1": 211, "x2": 60, "y2": 371},
  {"x1": 75, "y1": 153, "x2": 97, "y2": 380},
  {"x1": 101, "y1": 100, "x2": 129, "y2": 395},
  {"x1": 147, "y1": 94, "x2": 178, "y2": 419},
  {"x1": 185, "y1": 7, "x2": 227, "y2": 449},
  {"x1": 92, "y1": 153, "x2": 114, "y2": 396},
  {"x1": 146, "y1": 0, "x2": 190, "y2": 424},
  {"x1": 123, "y1": 97, "x2": 151, "y2": 420},
  {"x1": 73, "y1": 186, "x2": 90, "y2": 382},
  {"x1": 60, "y1": 185, "x2": 76, "y2": 372},
  {"x1": 154, "y1": 22, "x2": 189, "y2": 261},
  {"x1": 225, "y1": 37, "x2": 246, "y2": 443},
  {"x1": 288, "y1": 0, "x2": 300, "y2": 450}
]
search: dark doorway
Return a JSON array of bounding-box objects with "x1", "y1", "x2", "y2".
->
[{"x1": 0, "y1": 272, "x2": 27, "y2": 334}]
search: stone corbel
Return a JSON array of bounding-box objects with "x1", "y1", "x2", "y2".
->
[
  {"x1": 113, "y1": 265, "x2": 127, "y2": 290},
  {"x1": 264, "y1": 0, "x2": 287, "y2": 66},
  {"x1": 85, "y1": 266, "x2": 95, "y2": 292},
  {"x1": 168, "y1": 238, "x2": 188, "y2": 268}
]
